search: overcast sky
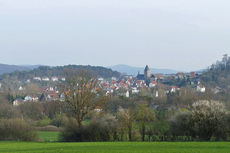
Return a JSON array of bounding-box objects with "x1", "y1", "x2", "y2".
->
[{"x1": 0, "y1": 0, "x2": 230, "y2": 71}]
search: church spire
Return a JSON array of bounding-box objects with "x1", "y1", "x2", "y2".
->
[
  {"x1": 144, "y1": 65, "x2": 150, "y2": 72},
  {"x1": 144, "y1": 65, "x2": 151, "y2": 83}
]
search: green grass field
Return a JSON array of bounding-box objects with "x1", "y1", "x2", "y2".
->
[
  {"x1": 0, "y1": 142, "x2": 229, "y2": 153},
  {"x1": 38, "y1": 131, "x2": 60, "y2": 142},
  {"x1": 1, "y1": 132, "x2": 228, "y2": 153}
]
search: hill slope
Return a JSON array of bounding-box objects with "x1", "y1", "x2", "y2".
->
[
  {"x1": 0, "y1": 65, "x2": 120, "y2": 80},
  {"x1": 0, "y1": 64, "x2": 39, "y2": 75},
  {"x1": 201, "y1": 55, "x2": 230, "y2": 91}
]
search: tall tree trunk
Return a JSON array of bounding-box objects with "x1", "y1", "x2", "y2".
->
[
  {"x1": 141, "y1": 124, "x2": 145, "y2": 141},
  {"x1": 128, "y1": 126, "x2": 132, "y2": 141},
  {"x1": 77, "y1": 119, "x2": 82, "y2": 128}
]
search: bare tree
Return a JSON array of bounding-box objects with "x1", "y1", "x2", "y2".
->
[
  {"x1": 137, "y1": 104, "x2": 155, "y2": 141},
  {"x1": 63, "y1": 71, "x2": 107, "y2": 127},
  {"x1": 117, "y1": 107, "x2": 136, "y2": 141}
]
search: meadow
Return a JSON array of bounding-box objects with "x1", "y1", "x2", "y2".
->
[
  {"x1": 38, "y1": 131, "x2": 60, "y2": 142},
  {"x1": 0, "y1": 141, "x2": 229, "y2": 153},
  {"x1": 0, "y1": 132, "x2": 228, "y2": 153}
]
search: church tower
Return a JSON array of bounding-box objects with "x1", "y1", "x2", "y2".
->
[{"x1": 144, "y1": 65, "x2": 151, "y2": 80}]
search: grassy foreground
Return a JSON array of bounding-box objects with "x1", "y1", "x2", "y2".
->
[
  {"x1": 0, "y1": 142, "x2": 229, "y2": 153},
  {"x1": 38, "y1": 131, "x2": 60, "y2": 142}
]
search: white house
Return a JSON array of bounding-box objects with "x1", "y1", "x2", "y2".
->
[
  {"x1": 136, "y1": 80, "x2": 146, "y2": 88},
  {"x1": 49, "y1": 87, "x2": 54, "y2": 91},
  {"x1": 213, "y1": 86, "x2": 222, "y2": 94},
  {"x1": 132, "y1": 87, "x2": 139, "y2": 94},
  {"x1": 61, "y1": 77, "x2": 66, "y2": 81},
  {"x1": 98, "y1": 77, "x2": 104, "y2": 81},
  {"x1": 94, "y1": 106, "x2": 103, "y2": 112},
  {"x1": 24, "y1": 96, "x2": 39, "y2": 102},
  {"x1": 24, "y1": 96, "x2": 33, "y2": 101},
  {"x1": 60, "y1": 93, "x2": 65, "y2": 101},
  {"x1": 149, "y1": 81, "x2": 157, "y2": 88},
  {"x1": 13, "y1": 98, "x2": 24, "y2": 106},
  {"x1": 111, "y1": 77, "x2": 117, "y2": 81},
  {"x1": 156, "y1": 91, "x2": 159, "y2": 97},
  {"x1": 51, "y1": 77, "x2": 58, "y2": 82},
  {"x1": 106, "y1": 91, "x2": 111, "y2": 96},
  {"x1": 42, "y1": 77, "x2": 50, "y2": 81},
  {"x1": 32, "y1": 97, "x2": 39, "y2": 102},
  {"x1": 18, "y1": 86, "x2": 24, "y2": 91},
  {"x1": 176, "y1": 72, "x2": 187, "y2": 79},
  {"x1": 168, "y1": 86, "x2": 179, "y2": 93},
  {"x1": 126, "y1": 91, "x2": 130, "y2": 98},
  {"x1": 197, "y1": 85, "x2": 206, "y2": 93},
  {"x1": 33, "y1": 77, "x2": 41, "y2": 81},
  {"x1": 44, "y1": 87, "x2": 55, "y2": 92}
]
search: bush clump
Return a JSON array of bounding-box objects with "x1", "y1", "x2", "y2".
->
[
  {"x1": 0, "y1": 118, "x2": 38, "y2": 141},
  {"x1": 51, "y1": 114, "x2": 68, "y2": 127},
  {"x1": 60, "y1": 114, "x2": 118, "y2": 142},
  {"x1": 34, "y1": 116, "x2": 51, "y2": 127},
  {"x1": 170, "y1": 100, "x2": 229, "y2": 141}
]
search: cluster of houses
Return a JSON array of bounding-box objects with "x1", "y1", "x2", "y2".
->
[
  {"x1": 11, "y1": 65, "x2": 207, "y2": 105},
  {"x1": 33, "y1": 76, "x2": 65, "y2": 82},
  {"x1": 98, "y1": 76, "x2": 157, "y2": 97},
  {"x1": 98, "y1": 66, "x2": 206, "y2": 97},
  {"x1": 13, "y1": 86, "x2": 62, "y2": 106}
]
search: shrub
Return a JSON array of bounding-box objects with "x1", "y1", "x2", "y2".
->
[
  {"x1": 169, "y1": 112, "x2": 194, "y2": 138},
  {"x1": 17, "y1": 102, "x2": 43, "y2": 120},
  {"x1": 0, "y1": 103, "x2": 20, "y2": 119},
  {"x1": 169, "y1": 100, "x2": 229, "y2": 141},
  {"x1": 51, "y1": 114, "x2": 68, "y2": 127},
  {"x1": 34, "y1": 116, "x2": 51, "y2": 127},
  {"x1": 0, "y1": 118, "x2": 38, "y2": 141},
  {"x1": 146, "y1": 121, "x2": 170, "y2": 141},
  {"x1": 191, "y1": 100, "x2": 227, "y2": 140},
  {"x1": 59, "y1": 118, "x2": 80, "y2": 142},
  {"x1": 60, "y1": 114, "x2": 119, "y2": 142}
]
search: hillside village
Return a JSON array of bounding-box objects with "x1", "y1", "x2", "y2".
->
[
  {"x1": 0, "y1": 64, "x2": 208, "y2": 106},
  {"x1": 99, "y1": 65, "x2": 205, "y2": 97}
]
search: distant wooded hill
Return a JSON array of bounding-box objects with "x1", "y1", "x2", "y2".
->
[
  {"x1": 0, "y1": 65, "x2": 120, "y2": 80},
  {"x1": 0, "y1": 64, "x2": 39, "y2": 75},
  {"x1": 201, "y1": 55, "x2": 230, "y2": 90}
]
